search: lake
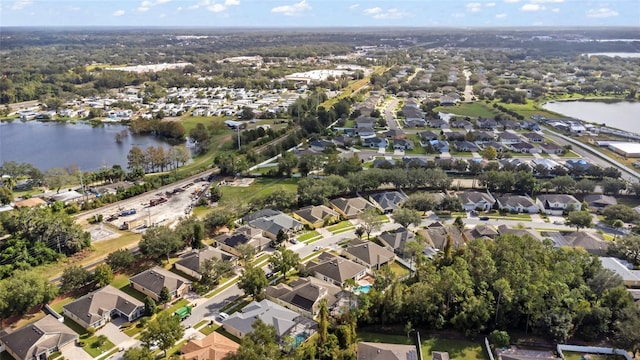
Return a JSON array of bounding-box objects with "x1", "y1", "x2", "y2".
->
[
  {"x1": 542, "y1": 101, "x2": 640, "y2": 134},
  {"x1": 0, "y1": 121, "x2": 172, "y2": 171}
]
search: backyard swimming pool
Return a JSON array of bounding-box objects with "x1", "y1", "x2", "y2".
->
[{"x1": 354, "y1": 284, "x2": 372, "y2": 294}]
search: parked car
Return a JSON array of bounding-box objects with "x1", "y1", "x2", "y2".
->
[
  {"x1": 218, "y1": 312, "x2": 229, "y2": 321},
  {"x1": 553, "y1": 220, "x2": 565, "y2": 225},
  {"x1": 290, "y1": 239, "x2": 298, "y2": 244},
  {"x1": 314, "y1": 245, "x2": 322, "y2": 251},
  {"x1": 479, "y1": 216, "x2": 489, "y2": 221}
]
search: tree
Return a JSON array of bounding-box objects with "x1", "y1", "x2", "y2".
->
[
  {"x1": 576, "y1": 179, "x2": 596, "y2": 194},
  {"x1": 199, "y1": 258, "x2": 234, "y2": 289},
  {"x1": 60, "y1": 265, "x2": 92, "y2": 292},
  {"x1": 392, "y1": 208, "x2": 421, "y2": 228},
  {"x1": 106, "y1": 249, "x2": 135, "y2": 271},
  {"x1": 140, "y1": 311, "x2": 184, "y2": 358},
  {"x1": 489, "y1": 330, "x2": 510, "y2": 347},
  {"x1": 608, "y1": 235, "x2": 640, "y2": 266},
  {"x1": 209, "y1": 185, "x2": 222, "y2": 202},
  {"x1": 274, "y1": 229, "x2": 289, "y2": 248},
  {"x1": 123, "y1": 346, "x2": 154, "y2": 360},
  {"x1": 551, "y1": 176, "x2": 576, "y2": 193},
  {"x1": 454, "y1": 216, "x2": 465, "y2": 231},
  {"x1": 269, "y1": 248, "x2": 300, "y2": 280},
  {"x1": 0, "y1": 271, "x2": 58, "y2": 318},
  {"x1": 0, "y1": 186, "x2": 12, "y2": 205},
  {"x1": 566, "y1": 211, "x2": 593, "y2": 231},
  {"x1": 601, "y1": 177, "x2": 626, "y2": 195},
  {"x1": 139, "y1": 226, "x2": 184, "y2": 262},
  {"x1": 355, "y1": 226, "x2": 365, "y2": 239},
  {"x1": 359, "y1": 207, "x2": 382, "y2": 239},
  {"x1": 159, "y1": 286, "x2": 171, "y2": 304},
  {"x1": 144, "y1": 296, "x2": 157, "y2": 316},
  {"x1": 278, "y1": 151, "x2": 298, "y2": 177},
  {"x1": 44, "y1": 167, "x2": 73, "y2": 193},
  {"x1": 238, "y1": 264, "x2": 269, "y2": 299},
  {"x1": 93, "y1": 264, "x2": 114, "y2": 288},
  {"x1": 236, "y1": 243, "x2": 256, "y2": 265},
  {"x1": 226, "y1": 320, "x2": 282, "y2": 360},
  {"x1": 481, "y1": 146, "x2": 497, "y2": 160},
  {"x1": 403, "y1": 192, "x2": 438, "y2": 214},
  {"x1": 602, "y1": 204, "x2": 638, "y2": 225}
]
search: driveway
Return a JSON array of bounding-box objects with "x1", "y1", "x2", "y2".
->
[
  {"x1": 61, "y1": 343, "x2": 93, "y2": 360},
  {"x1": 97, "y1": 322, "x2": 136, "y2": 349}
]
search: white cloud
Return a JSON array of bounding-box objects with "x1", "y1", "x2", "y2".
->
[
  {"x1": 452, "y1": 12, "x2": 465, "y2": 18},
  {"x1": 371, "y1": 8, "x2": 408, "y2": 19},
  {"x1": 271, "y1": 0, "x2": 311, "y2": 16},
  {"x1": 113, "y1": 9, "x2": 125, "y2": 16},
  {"x1": 531, "y1": 0, "x2": 563, "y2": 3},
  {"x1": 466, "y1": 2, "x2": 482, "y2": 12},
  {"x1": 189, "y1": 0, "x2": 209, "y2": 10},
  {"x1": 503, "y1": 0, "x2": 520, "y2": 3},
  {"x1": 486, "y1": 2, "x2": 496, "y2": 7},
  {"x1": 349, "y1": 4, "x2": 360, "y2": 9},
  {"x1": 177, "y1": 6, "x2": 183, "y2": 11},
  {"x1": 190, "y1": 0, "x2": 240, "y2": 13},
  {"x1": 363, "y1": 7, "x2": 382, "y2": 15},
  {"x1": 208, "y1": 3, "x2": 226, "y2": 12},
  {"x1": 495, "y1": 13, "x2": 507, "y2": 18},
  {"x1": 586, "y1": 7, "x2": 618, "y2": 18},
  {"x1": 11, "y1": 0, "x2": 32, "y2": 10},
  {"x1": 138, "y1": 0, "x2": 172, "y2": 12},
  {"x1": 551, "y1": 7, "x2": 560, "y2": 12},
  {"x1": 521, "y1": 3, "x2": 545, "y2": 11},
  {"x1": 225, "y1": 0, "x2": 239, "y2": 5},
  {"x1": 159, "y1": 13, "x2": 166, "y2": 18}
]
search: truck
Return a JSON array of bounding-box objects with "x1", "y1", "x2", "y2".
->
[
  {"x1": 120, "y1": 217, "x2": 148, "y2": 230},
  {"x1": 120, "y1": 208, "x2": 137, "y2": 216},
  {"x1": 149, "y1": 197, "x2": 168, "y2": 206}
]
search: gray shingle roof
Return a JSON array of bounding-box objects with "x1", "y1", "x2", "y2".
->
[
  {"x1": 0, "y1": 315, "x2": 78, "y2": 360},
  {"x1": 63, "y1": 285, "x2": 144, "y2": 327},
  {"x1": 222, "y1": 299, "x2": 301, "y2": 338},
  {"x1": 176, "y1": 247, "x2": 236, "y2": 273},
  {"x1": 357, "y1": 342, "x2": 418, "y2": 360},
  {"x1": 345, "y1": 239, "x2": 395, "y2": 267},
  {"x1": 129, "y1": 266, "x2": 191, "y2": 297},
  {"x1": 307, "y1": 252, "x2": 366, "y2": 284}
]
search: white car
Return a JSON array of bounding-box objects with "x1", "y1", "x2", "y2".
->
[
  {"x1": 218, "y1": 312, "x2": 229, "y2": 321},
  {"x1": 313, "y1": 245, "x2": 322, "y2": 251}
]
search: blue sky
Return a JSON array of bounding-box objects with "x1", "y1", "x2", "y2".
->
[{"x1": 1, "y1": 0, "x2": 638, "y2": 27}]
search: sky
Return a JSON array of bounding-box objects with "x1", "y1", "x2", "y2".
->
[{"x1": 1, "y1": 0, "x2": 638, "y2": 28}]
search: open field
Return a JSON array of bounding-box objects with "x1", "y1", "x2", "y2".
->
[
  {"x1": 435, "y1": 102, "x2": 499, "y2": 119},
  {"x1": 219, "y1": 177, "x2": 298, "y2": 208}
]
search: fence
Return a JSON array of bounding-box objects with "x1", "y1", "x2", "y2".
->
[
  {"x1": 557, "y1": 344, "x2": 633, "y2": 360},
  {"x1": 485, "y1": 338, "x2": 496, "y2": 360}
]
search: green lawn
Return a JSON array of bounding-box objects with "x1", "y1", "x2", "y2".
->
[
  {"x1": 200, "y1": 323, "x2": 220, "y2": 336},
  {"x1": 435, "y1": 102, "x2": 498, "y2": 119},
  {"x1": 298, "y1": 230, "x2": 321, "y2": 242},
  {"x1": 50, "y1": 296, "x2": 75, "y2": 314},
  {"x1": 358, "y1": 331, "x2": 489, "y2": 360},
  {"x1": 64, "y1": 318, "x2": 89, "y2": 336},
  {"x1": 82, "y1": 336, "x2": 116, "y2": 358},
  {"x1": 327, "y1": 221, "x2": 355, "y2": 234},
  {"x1": 219, "y1": 177, "x2": 299, "y2": 208},
  {"x1": 389, "y1": 261, "x2": 410, "y2": 278},
  {"x1": 204, "y1": 275, "x2": 239, "y2": 298}
]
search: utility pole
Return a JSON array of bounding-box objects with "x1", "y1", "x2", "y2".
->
[{"x1": 237, "y1": 126, "x2": 241, "y2": 150}]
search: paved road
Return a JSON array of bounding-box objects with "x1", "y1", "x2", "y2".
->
[
  {"x1": 463, "y1": 69, "x2": 474, "y2": 102},
  {"x1": 383, "y1": 98, "x2": 400, "y2": 130}
]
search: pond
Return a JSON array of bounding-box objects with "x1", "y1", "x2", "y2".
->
[
  {"x1": 542, "y1": 100, "x2": 640, "y2": 134},
  {"x1": 0, "y1": 120, "x2": 173, "y2": 171}
]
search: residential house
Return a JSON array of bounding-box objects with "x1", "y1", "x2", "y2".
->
[
  {"x1": 13, "y1": 197, "x2": 47, "y2": 209},
  {"x1": 565, "y1": 159, "x2": 592, "y2": 173},
  {"x1": 265, "y1": 277, "x2": 343, "y2": 317},
  {"x1": 369, "y1": 191, "x2": 407, "y2": 214},
  {"x1": 521, "y1": 121, "x2": 541, "y2": 131},
  {"x1": 363, "y1": 137, "x2": 388, "y2": 148},
  {"x1": 453, "y1": 141, "x2": 479, "y2": 152},
  {"x1": 427, "y1": 140, "x2": 450, "y2": 153},
  {"x1": 471, "y1": 131, "x2": 496, "y2": 143},
  {"x1": 222, "y1": 299, "x2": 311, "y2": 340},
  {"x1": 333, "y1": 135, "x2": 354, "y2": 148},
  {"x1": 483, "y1": 141, "x2": 509, "y2": 153},
  {"x1": 249, "y1": 213, "x2": 303, "y2": 240},
  {"x1": 426, "y1": 118, "x2": 449, "y2": 129},
  {"x1": 330, "y1": 197, "x2": 376, "y2": 220},
  {"x1": 404, "y1": 118, "x2": 428, "y2": 128},
  {"x1": 510, "y1": 142, "x2": 538, "y2": 154},
  {"x1": 464, "y1": 224, "x2": 499, "y2": 240},
  {"x1": 393, "y1": 139, "x2": 414, "y2": 150},
  {"x1": 439, "y1": 95, "x2": 458, "y2": 106},
  {"x1": 583, "y1": 194, "x2": 617, "y2": 212},
  {"x1": 63, "y1": 285, "x2": 144, "y2": 330},
  {"x1": 539, "y1": 142, "x2": 564, "y2": 155},
  {"x1": 496, "y1": 194, "x2": 539, "y2": 214},
  {"x1": 242, "y1": 209, "x2": 282, "y2": 224},
  {"x1": 306, "y1": 252, "x2": 367, "y2": 287},
  {"x1": 419, "y1": 222, "x2": 466, "y2": 251},
  {"x1": 478, "y1": 118, "x2": 498, "y2": 130},
  {"x1": 383, "y1": 129, "x2": 406, "y2": 139},
  {"x1": 563, "y1": 232, "x2": 611, "y2": 256},
  {"x1": 215, "y1": 226, "x2": 270, "y2": 256},
  {"x1": 499, "y1": 119, "x2": 521, "y2": 130},
  {"x1": 373, "y1": 158, "x2": 396, "y2": 169},
  {"x1": 536, "y1": 194, "x2": 582, "y2": 215},
  {"x1": 129, "y1": 266, "x2": 191, "y2": 302},
  {"x1": 443, "y1": 131, "x2": 465, "y2": 142},
  {"x1": 497, "y1": 224, "x2": 541, "y2": 241},
  {"x1": 457, "y1": 190, "x2": 496, "y2": 211},
  {"x1": 600, "y1": 257, "x2": 640, "y2": 287},
  {"x1": 451, "y1": 119, "x2": 474, "y2": 130},
  {"x1": 531, "y1": 158, "x2": 563, "y2": 172},
  {"x1": 378, "y1": 227, "x2": 415, "y2": 255},
  {"x1": 357, "y1": 342, "x2": 418, "y2": 360},
  {"x1": 402, "y1": 157, "x2": 430, "y2": 168},
  {"x1": 293, "y1": 205, "x2": 340, "y2": 229},
  {"x1": 308, "y1": 139, "x2": 333, "y2": 153},
  {"x1": 174, "y1": 247, "x2": 237, "y2": 280},
  {"x1": 180, "y1": 331, "x2": 239, "y2": 360},
  {"x1": 523, "y1": 132, "x2": 545, "y2": 143},
  {"x1": 418, "y1": 130, "x2": 439, "y2": 144},
  {"x1": 356, "y1": 127, "x2": 376, "y2": 138},
  {"x1": 355, "y1": 117, "x2": 376, "y2": 129},
  {"x1": 0, "y1": 315, "x2": 78, "y2": 360},
  {"x1": 344, "y1": 239, "x2": 396, "y2": 270},
  {"x1": 498, "y1": 132, "x2": 521, "y2": 144}
]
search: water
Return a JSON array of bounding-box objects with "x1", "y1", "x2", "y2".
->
[
  {"x1": 542, "y1": 101, "x2": 640, "y2": 134},
  {"x1": 354, "y1": 284, "x2": 372, "y2": 294},
  {"x1": 586, "y1": 52, "x2": 640, "y2": 58},
  {"x1": 0, "y1": 120, "x2": 172, "y2": 171}
]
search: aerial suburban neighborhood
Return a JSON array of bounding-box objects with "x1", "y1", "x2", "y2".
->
[{"x1": 0, "y1": 26, "x2": 640, "y2": 360}]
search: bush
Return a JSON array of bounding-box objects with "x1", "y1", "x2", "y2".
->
[
  {"x1": 489, "y1": 330, "x2": 510, "y2": 348},
  {"x1": 86, "y1": 326, "x2": 96, "y2": 336}
]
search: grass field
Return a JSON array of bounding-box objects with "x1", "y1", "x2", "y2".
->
[
  {"x1": 82, "y1": 335, "x2": 116, "y2": 358},
  {"x1": 327, "y1": 221, "x2": 355, "y2": 234},
  {"x1": 358, "y1": 331, "x2": 489, "y2": 360},
  {"x1": 389, "y1": 261, "x2": 410, "y2": 278},
  {"x1": 298, "y1": 230, "x2": 321, "y2": 242},
  {"x1": 435, "y1": 102, "x2": 499, "y2": 119},
  {"x1": 219, "y1": 177, "x2": 298, "y2": 208}
]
